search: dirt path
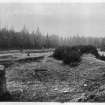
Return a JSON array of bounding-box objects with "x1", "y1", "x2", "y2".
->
[{"x1": 0, "y1": 51, "x2": 53, "y2": 67}]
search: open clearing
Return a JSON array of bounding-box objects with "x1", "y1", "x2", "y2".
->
[{"x1": 1, "y1": 50, "x2": 104, "y2": 102}]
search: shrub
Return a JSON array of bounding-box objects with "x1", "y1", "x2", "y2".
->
[
  {"x1": 80, "y1": 45, "x2": 99, "y2": 57},
  {"x1": 97, "y1": 55, "x2": 105, "y2": 61},
  {"x1": 53, "y1": 45, "x2": 99, "y2": 67},
  {"x1": 53, "y1": 46, "x2": 71, "y2": 60},
  {"x1": 70, "y1": 45, "x2": 99, "y2": 57},
  {"x1": 63, "y1": 50, "x2": 81, "y2": 66}
]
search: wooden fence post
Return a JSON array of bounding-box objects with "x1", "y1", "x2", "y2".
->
[{"x1": 0, "y1": 65, "x2": 7, "y2": 97}]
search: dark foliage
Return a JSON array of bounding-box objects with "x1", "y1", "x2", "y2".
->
[
  {"x1": 53, "y1": 45, "x2": 100, "y2": 66},
  {"x1": 53, "y1": 46, "x2": 81, "y2": 66},
  {"x1": 63, "y1": 50, "x2": 81, "y2": 66},
  {"x1": 53, "y1": 46, "x2": 70, "y2": 60},
  {"x1": 79, "y1": 45, "x2": 99, "y2": 57},
  {"x1": 97, "y1": 55, "x2": 105, "y2": 61},
  {"x1": 69, "y1": 45, "x2": 99, "y2": 57}
]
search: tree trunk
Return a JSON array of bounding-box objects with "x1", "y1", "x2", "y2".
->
[{"x1": 0, "y1": 65, "x2": 7, "y2": 97}]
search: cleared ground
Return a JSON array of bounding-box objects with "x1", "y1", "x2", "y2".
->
[{"x1": 3, "y1": 51, "x2": 105, "y2": 102}]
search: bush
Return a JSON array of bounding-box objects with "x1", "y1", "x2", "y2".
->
[
  {"x1": 97, "y1": 55, "x2": 105, "y2": 61},
  {"x1": 53, "y1": 45, "x2": 99, "y2": 67},
  {"x1": 69, "y1": 45, "x2": 99, "y2": 57},
  {"x1": 63, "y1": 50, "x2": 81, "y2": 66},
  {"x1": 80, "y1": 45, "x2": 99, "y2": 57},
  {"x1": 53, "y1": 46, "x2": 81, "y2": 66},
  {"x1": 53, "y1": 46, "x2": 71, "y2": 60}
]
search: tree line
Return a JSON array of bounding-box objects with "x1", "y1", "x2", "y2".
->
[
  {"x1": 59, "y1": 35, "x2": 105, "y2": 50},
  {"x1": 0, "y1": 26, "x2": 105, "y2": 50},
  {"x1": 0, "y1": 26, "x2": 59, "y2": 50}
]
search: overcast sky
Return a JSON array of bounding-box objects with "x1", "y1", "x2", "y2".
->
[{"x1": 0, "y1": 3, "x2": 105, "y2": 37}]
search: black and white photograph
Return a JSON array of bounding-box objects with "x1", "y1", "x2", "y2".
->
[{"x1": 0, "y1": 0, "x2": 105, "y2": 103}]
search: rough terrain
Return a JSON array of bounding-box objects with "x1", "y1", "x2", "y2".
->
[{"x1": 2, "y1": 51, "x2": 105, "y2": 102}]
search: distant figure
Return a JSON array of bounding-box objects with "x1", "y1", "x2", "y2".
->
[{"x1": 27, "y1": 52, "x2": 30, "y2": 56}]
